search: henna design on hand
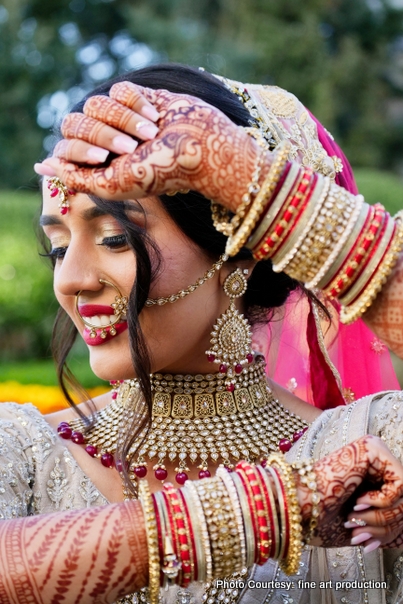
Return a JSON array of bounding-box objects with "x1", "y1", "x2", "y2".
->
[
  {"x1": 61, "y1": 113, "x2": 106, "y2": 146},
  {"x1": 84, "y1": 95, "x2": 135, "y2": 132},
  {"x1": 0, "y1": 501, "x2": 147, "y2": 603},
  {"x1": 52, "y1": 84, "x2": 261, "y2": 210},
  {"x1": 296, "y1": 435, "x2": 403, "y2": 548}
]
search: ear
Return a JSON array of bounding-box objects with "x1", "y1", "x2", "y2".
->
[{"x1": 218, "y1": 258, "x2": 257, "y2": 286}]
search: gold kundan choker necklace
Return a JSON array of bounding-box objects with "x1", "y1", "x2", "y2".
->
[{"x1": 57, "y1": 355, "x2": 308, "y2": 486}]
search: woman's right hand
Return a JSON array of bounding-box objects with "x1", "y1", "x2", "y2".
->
[
  {"x1": 297, "y1": 435, "x2": 403, "y2": 549},
  {"x1": 35, "y1": 82, "x2": 260, "y2": 212}
]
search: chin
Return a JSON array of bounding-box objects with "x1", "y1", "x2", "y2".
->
[{"x1": 88, "y1": 352, "x2": 135, "y2": 382}]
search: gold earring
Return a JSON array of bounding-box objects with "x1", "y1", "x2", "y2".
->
[
  {"x1": 75, "y1": 279, "x2": 128, "y2": 339},
  {"x1": 205, "y1": 268, "x2": 253, "y2": 390}
]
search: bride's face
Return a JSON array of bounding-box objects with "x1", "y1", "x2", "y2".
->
[{"x1": 41, "y1": 185, "x2": 232, "y2": 380}]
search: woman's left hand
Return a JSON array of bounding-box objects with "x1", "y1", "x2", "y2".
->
[
  {"x1": 35, "y1": 81, "x2": 259, "y2": 211},
  {"x1": 297, "y1": 435, "x2": 403, "y2": 550}
]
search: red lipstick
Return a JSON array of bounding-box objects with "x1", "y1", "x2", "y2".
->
[
  {"x1": 82, "y1": 322, "x2": 128, "y2": 346},
  {"x1": 78, "y1": 304, "x2": 116, "y2": 317}
]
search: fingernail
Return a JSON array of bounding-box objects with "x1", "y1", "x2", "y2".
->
[
  {"x1": 34, "y1": 163, "x2": 57, "y2": 176},
  {"x1": 344, "y1": 521, "x2": 361, "y2": 529},
  {"x1": 113, "y1": 136, "x2": 138, "y2": 154},
  {"x1": 86, "y1": 147, "x2": 109, "y2": 163},
  {"x1": 363, "y1": 540, "x2": 381, "y2": 554},
  {"x1": 136, "y1": 123, "x2": 159, "y2": 140},
  {"x1": 354, "y1": 504, "x2": 371, "y2": 511},
  {"x1": 351, "y1": 532, "x2": 373, "y2": 545},
  {"x1": 140, "y1": 105, "x2": 160, "y2": 122}
]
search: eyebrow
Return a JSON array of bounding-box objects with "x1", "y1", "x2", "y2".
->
[{"x1": 39, "y1": 201, "x2": 143, "y2": 227}]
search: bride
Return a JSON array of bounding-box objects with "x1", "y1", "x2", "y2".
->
[{"x1": 1, "y1": 63, "x2": 402, "y2": 604}]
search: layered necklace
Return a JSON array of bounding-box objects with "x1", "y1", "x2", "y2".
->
[{"x1": 58, "y1": 355, "x2": 309, "y2": 488}]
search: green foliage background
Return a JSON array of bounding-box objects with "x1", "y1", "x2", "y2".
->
[
  {"x1": 1, "y1": 0, "x2": 403, "y2": 380},
  {"x1": 1, "y1": 0, "x2": 403, "y2": 189}
]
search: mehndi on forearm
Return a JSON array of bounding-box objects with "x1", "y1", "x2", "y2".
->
[
  {"x1": 0, "y1": 501, "x2": 147, "y2": 604},
  {"x1": 363, "y1": 250, "x2": 403, "y2": 358}
]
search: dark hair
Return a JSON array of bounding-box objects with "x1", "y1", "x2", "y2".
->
[{"x1": 49, "y1": 63, "x2": 302, "y2": 493}]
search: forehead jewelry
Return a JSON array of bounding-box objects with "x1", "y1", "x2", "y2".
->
[
  {"x1": 47, "y1": 177, "x2": 75, "y2": 215},
  {"x1": 145, "y1": 253, "x2": 228, "y2": 307},
  {"x1": 75, "y1": 279, "x2": 128, "y2": 339}
]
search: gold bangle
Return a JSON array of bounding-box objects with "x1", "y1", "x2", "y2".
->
[
  {"x1": 194, "y1": 475, "x2": 243, "y2": 578},
  {"x1": 216, "y1": 467, "x2": 247, "y2": 568},
  {"x1": 266, "y1": 453, "x2": 303, "y2": 576},
  {"x1": 286, "y1": 184, "x2": 355, "y2": 283},
  {"x1": 138, "y1": 480, "x2": 160, "y2": 604},
  {"x1": 212, "y1": 132, "x2": 267, "y2": 237},
  {"x1": 272, "y1": 176, "x2": 330, "y2": 273},
  {"x1": 225, "y1": 140, "x2": 291, "y2": 257},
  {"x1": 340, "y1": 215, "x2": 403, "y2": 323},
  {"x1": 292, "y1": 459, "x2": 320, "y2": 544},
  {"x1": 308, "y1": 194, "x2": 365, "y2": 290}
]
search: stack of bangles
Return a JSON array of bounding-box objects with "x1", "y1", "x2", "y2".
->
[
  {"x1": 138, "y1": 454, "x2": 314, "y2": 603},
  {"x1": 217, "y1": 140, "x2": 403, "y2": 323}
]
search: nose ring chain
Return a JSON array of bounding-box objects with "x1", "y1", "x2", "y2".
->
[{"x1": 75, "y1": 279, "x2": 129, "y2": 339}]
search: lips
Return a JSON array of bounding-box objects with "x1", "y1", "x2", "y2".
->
[
  {"x1": 82, "y1": 322, "x2": 128, "y2": 346},
  {"x1": 78, "y1": 304, "x2": 116, "y2": 317},
  {"x1": 78, "y1": 304, "x2": 128, "y2": 346}
]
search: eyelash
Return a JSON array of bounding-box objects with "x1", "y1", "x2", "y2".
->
[
  {"x1": 43, "y1": 234, "x2": 129, "y2": 260},
  {"x1": 99, "y1": 234, "x2": 128, "y2": 249}
]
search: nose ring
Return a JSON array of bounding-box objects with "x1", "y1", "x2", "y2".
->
[{"x1": 75, "y1": 279, "x2": 129, "y2": 339}]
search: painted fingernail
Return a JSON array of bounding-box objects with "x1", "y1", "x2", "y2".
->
[
  {"x1": 135, "y1": 122, "x2": 159, "y2": 139},
  {"x1": 140, "y1": 105, "x2": 160, "y2": 122},
  {"x1": 86, "y1": 147, "x2": 109, "y2": 163},
  {"x1": 351, "y1": 532, "x2": 373, "y2": 545},
  {"x1": 113, "y1": 136, "x2": 138, "y2": 154},
  {"x1": 34, "y1": 163, "x2": 57, "y2": 176},
  {"x1": 354, "y1": 504, "x2": 371, "y2": 511},
  {"x1": 363, "y1": 540, "x2": 381, "y2": 554},
  {"x1": 344, "y1": 520, "x2": 367, "y2": 529}
]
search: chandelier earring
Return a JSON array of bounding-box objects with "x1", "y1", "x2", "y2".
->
[{"x1": 205, "y1": 268, "x2": 253, "y2": 390}]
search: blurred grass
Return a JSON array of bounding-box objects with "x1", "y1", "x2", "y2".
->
[
  {"x1": 354, "y1": 168, "x2": 403, "y2": 214},
  {"x1": 0, "y1": 357, "x2": 105, "y2": 387}
]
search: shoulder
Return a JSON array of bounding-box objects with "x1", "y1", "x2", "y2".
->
[
  {"x1": 0, "y1": 403, "x2": 56, "y2": 518},
  {"x1": 0, "y1": 401, "x2": 56, "y2": 442},
  {"x1": 0, "y1": 402, "x2": 57, "y2": 471}
]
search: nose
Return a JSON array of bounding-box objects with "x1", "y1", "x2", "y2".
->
[{"x1": 53, "y1": 238, "x2": 101, "y2": 298}]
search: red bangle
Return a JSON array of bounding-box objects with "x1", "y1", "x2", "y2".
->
[
  {"x1": 163, "y1": 484, "x2": 195, "y2": 588},
  {"x1": 256, "y1": 464, "x2": 277, "y2": 559},
  {"x1": 178, "y1": 489, "x2": 198, "y2": 582},
  {"x1": 235, "y1": 463, "x2": 260, "y2": 563},
  {"x1": 346, "y1": 220, "x2": 397, "y2": 306},
  {"x1": 161, "y1": 488, "x2": 181, "y2": 585},
  {"x1": 325, "y1": 204, "x2": 386, "y2": 298},
  {"x1": 237, "y1": 461, "x2": 272, "y2": 565},
  {"x1": 253, "y1": 169, "x2": 315, "y2": 260}
]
